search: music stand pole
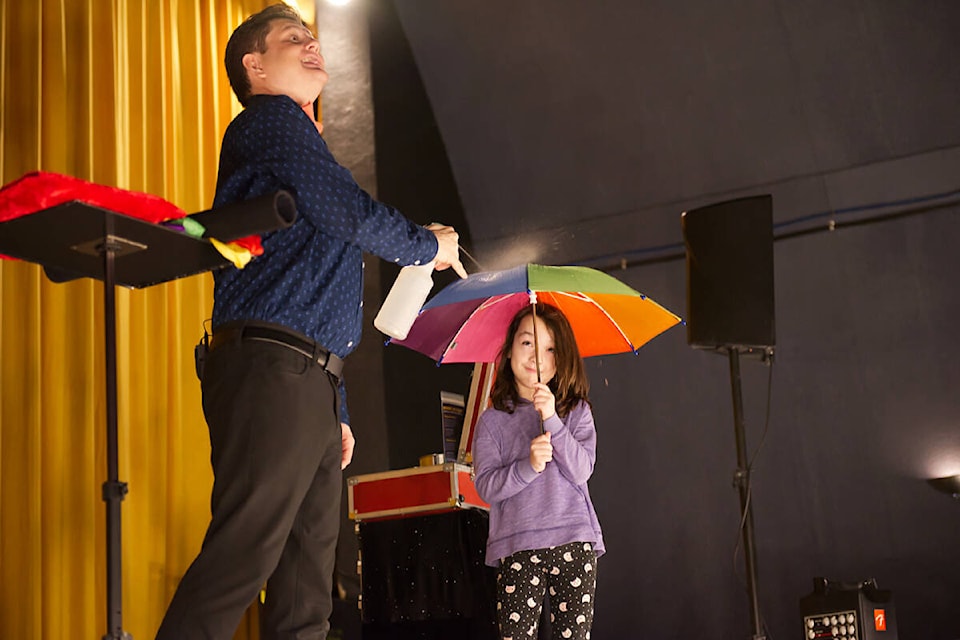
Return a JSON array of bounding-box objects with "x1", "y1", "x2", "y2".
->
[
  {"x1": 0, "y1": 191, "x2": 295, "y2": 639},
  {"x1": 101, "y1": 218, "x2": 132, "y2": 640},
  {"x1": 727, "y1": 347, "x2": 765, "y2": 640}
]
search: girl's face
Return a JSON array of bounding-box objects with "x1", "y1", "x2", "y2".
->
[{"x1": 509, "y1": 314, "x2": 556, "y2": 401}]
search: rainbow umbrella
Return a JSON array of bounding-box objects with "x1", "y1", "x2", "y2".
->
[{"x1": 391, "y1": 264, "x2": 682, "y2": 363}]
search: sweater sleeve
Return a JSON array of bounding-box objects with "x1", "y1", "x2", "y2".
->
[
  {"x1": 542, "y1": 402, "x2": 596, "y2": 486},
  {"x1": 472, "y1": 411, "x2": 540, "y2": 503}
]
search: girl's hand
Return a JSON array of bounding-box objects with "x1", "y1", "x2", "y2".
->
[
  {"x1": 529, "y1": 432, "x2": 553, "y2": 473},
  {"x1": 532, "y1": 382, "x2": 556, "y2": 421}
]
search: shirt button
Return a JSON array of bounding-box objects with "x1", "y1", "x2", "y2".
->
[{"x1": 347, "y1": 341, "x2": 354, "y2": 348}]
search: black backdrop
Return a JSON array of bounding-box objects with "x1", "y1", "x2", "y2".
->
[{"x1": 347, "y1": 2, "x2": 960, "y2": 638}]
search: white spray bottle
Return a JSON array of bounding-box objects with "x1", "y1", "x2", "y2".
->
[{"x1": 374, "y1": 261, "x2": 435, "y2": 340}]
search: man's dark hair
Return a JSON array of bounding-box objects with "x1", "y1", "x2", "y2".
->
[{"x1": 224, "y1": 3, "x2": 306, "y2": 106}]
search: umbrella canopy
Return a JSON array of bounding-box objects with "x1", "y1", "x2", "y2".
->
[{"x1": 391, "y1": 264, "x2": 682, "y2": 363}]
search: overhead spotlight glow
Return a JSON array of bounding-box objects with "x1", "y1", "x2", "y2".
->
[
  {"x1": 326, "y1": 0, "x2": 352, "y2": 6},
  {"x1": 282, "y1": 0, "x2": 314, "y2": 24},
  {"x1": 923, "y1": 447, "x2": 960, "y2": 479}
]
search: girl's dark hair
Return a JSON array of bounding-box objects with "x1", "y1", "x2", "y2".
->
[
  {"x1": 490, "y1": 303, "x2": 590, "y2": 418},
  {"x1": 225, "y1": 4, "x2": 306, "y2": 106}
]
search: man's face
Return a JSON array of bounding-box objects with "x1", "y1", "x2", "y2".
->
[{"x1": 244, "y1": 18, "x2": 327, "y2": 106}]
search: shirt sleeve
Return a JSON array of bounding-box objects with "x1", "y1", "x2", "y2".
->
[
  {"x1": 542, "y1": 402, "x2": 596, "y2": 486},
  {"x1": 244, "y1": 97, "x2": 438, "y2": 266},
  {"x1": 338, "y1": 377, "x2": 350, "y2": 426},
  {"x1": 472, "y1": 410, "x2": 541, "y2": 504}
]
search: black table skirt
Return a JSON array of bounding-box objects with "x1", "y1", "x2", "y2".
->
[{"x1": 357, "y1": 509, "x2": 498, "y2": 638}]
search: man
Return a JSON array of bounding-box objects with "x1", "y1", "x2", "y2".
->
[{"x1": 155, "y1": 4, "x2": 465, "y2": 639}]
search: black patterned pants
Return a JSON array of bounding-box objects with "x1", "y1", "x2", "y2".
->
[{"x1": 496, "y1": 541, "x2": 598, "y2": 640}]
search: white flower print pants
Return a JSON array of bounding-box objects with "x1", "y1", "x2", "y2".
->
[{"x1": 496, "y1": 541, "x2": 597, "y2": 640}]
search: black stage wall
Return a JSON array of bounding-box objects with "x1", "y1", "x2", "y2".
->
[{"x1": 361, "y1": 2, "x2": 960, "y2": 638}]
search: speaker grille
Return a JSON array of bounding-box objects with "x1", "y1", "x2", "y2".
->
[{"x1": 682, "y1": 195, "x2": 775, "y2": 350}]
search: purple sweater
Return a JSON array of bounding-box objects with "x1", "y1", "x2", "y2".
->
[{"x1": 472, "y1": 399, "x2": 605, "y2": 567}]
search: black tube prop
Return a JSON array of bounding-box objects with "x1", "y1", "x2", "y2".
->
[{"x1": 188, "y1": 189, "x2": 297, "y2": 241}]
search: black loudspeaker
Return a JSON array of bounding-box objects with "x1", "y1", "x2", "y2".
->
[{"x1": 682, "y1": 194, "x2": 775, "y2": 350}]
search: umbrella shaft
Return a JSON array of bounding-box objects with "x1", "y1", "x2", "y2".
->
[{"x1": 531, "y1": 301, "x2": 545, "y2": 434}]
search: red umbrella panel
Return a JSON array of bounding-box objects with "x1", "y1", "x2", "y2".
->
[{"x1": 391, "y1": 264, "x2": 682, "y2": 363}]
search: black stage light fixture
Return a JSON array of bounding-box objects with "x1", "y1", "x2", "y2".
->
[{"x1": 927, "y1": 474, "x2": 960, "y2": 499}]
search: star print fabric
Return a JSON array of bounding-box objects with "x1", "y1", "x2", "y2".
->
[
  {"x1": 211, "y1": 93, "x2": 437, "y2": 359},
  {"x1": 497, "y1": 542, "x2": 597, "y2": 640}
]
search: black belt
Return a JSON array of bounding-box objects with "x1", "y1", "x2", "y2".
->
[{"x1": 210, "y1": 321, "x2": 344, "y2": 381}]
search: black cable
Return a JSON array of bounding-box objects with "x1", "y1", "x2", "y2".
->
[
  {"x1": 747, "y1": 354, "x2": 775, "y2": 473},
  {"x1": 775, "y1": 186, "x2": 960, "y2": 231}
]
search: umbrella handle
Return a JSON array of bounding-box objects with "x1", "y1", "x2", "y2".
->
[
  {"x1": 531, "y1": 299, "x2": 542, "y2": 383},
  {"x1": 531, "y1": 298, "x2": 546, "y2": 435}
]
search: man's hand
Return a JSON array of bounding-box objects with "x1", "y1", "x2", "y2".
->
[
  {"x1": 529, "y1": 432, "x2": 553, "y2": 473},
  {"x1": 340, "y1": 422, "x2": 355, "y2": 469},
  {"x1": 427, "y1": 223, "x2": 468, "y2": 279}
]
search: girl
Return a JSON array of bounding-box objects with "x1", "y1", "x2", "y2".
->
[{"x1": 473, "y1": 302, "x2": 604, "y2": 640}]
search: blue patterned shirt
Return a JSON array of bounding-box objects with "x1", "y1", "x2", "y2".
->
[{"x1": 211, "y1": 94, "x2": 438, "y2": 421}]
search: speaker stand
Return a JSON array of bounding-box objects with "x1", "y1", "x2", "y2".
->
[{"x1": 726, "y1": 347, "x2": 766, "y2": 640}]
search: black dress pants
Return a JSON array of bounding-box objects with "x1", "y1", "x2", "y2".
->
[{"x1": 156, "y1": 336, "x2": 342, "y2": 640}]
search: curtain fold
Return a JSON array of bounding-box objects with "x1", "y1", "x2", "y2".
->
[{"x1": 0, "y1": 1, "x2": 277, "y2": 637}]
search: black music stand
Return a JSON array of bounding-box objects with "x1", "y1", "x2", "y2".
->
[{"x1": 0, "y1": 192, "x2": 295, "y2": 640}]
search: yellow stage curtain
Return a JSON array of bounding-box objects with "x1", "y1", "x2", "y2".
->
[{"x1": 0, "y1": 1, "x2": 285, "y2": 638}]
